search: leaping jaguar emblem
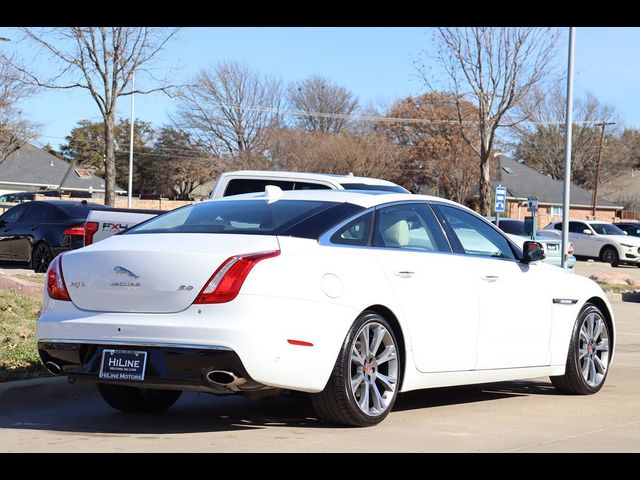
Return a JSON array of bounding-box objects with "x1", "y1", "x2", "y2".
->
[{"x1": 114, "y1": 266, "x2": 140, "y2": 279}]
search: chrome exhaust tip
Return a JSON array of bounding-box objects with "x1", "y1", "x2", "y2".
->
[
  {"x1": 45, "y1": 361, "x2": 61, "y2": 375},
  {"x1": 206, "y1": 370, "x2": 246, "y2": 388}
]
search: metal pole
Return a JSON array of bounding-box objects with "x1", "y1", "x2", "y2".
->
[
  {"x1": 127, "y1": 70, "x2": 136, "y2": 209},
  {"x1": 561, "y1": 28, "x2": 576, "y2": 270},
  {"x1": 591, "y1": 121, "x2": 615, "y2": 218}
]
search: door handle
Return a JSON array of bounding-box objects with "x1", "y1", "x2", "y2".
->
[
  {"x1": 481, "y1": 275, "x2": 500, "y2": 282},
  {"x1": 394, "y1": 271, "x2": 415, "y2": 278}
]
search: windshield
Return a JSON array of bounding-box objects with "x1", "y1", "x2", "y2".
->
[
  {"x1": 127, "y1": 199, "x2": 340, "y2": 236},
  {"x1": 590, "y1": 223, "x2": 626, "y2": 235},
  {"x1": 339, "y1": 183, "x2": 409, "y2": 193}
]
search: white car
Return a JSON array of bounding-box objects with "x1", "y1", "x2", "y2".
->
[
  {"x1": 37, "y1": 189, "x2": 615, "y2": 426},
  {"x1": 543, "y1": 220, "x2": 640, "y2": 267}
]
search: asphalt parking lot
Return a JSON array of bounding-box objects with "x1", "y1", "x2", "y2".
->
[{"x1": 0, "y1": 290, "x2": 638, "y2": 452}]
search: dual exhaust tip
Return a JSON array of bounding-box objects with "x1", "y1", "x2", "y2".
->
[{"x1": 206, "y1": 370, "x2": 245, "y2": 389}]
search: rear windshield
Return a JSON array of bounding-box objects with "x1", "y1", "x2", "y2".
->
[
  {"x1": 498, "y1": 220, "x2": 525, "y2": 235},
  {"x1": 54, "y1": 203, "x2": 105, "y2": 218},
  {"x1": 126, "y1": 199, "x2": 358, "y2": 238},
  {"x1": 340, "y1": 183, "x2": 408, "y2": 193}
]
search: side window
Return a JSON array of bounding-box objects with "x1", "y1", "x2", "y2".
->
[
  {"x1": 293, "y1": 181, "x2": 332, "y2": 191},
  {"x1": 554, "y1": 223, "x2": 563, "y2": 231},
  {"x1": 435, "y1": 204, "x2": 516, "y2": 260},
  {"x1": 223, "y1": 179, "x2": 295, "y2": 196},
  {"x1": 331, "y1": 211, "x2": 373, "y2": 246},
  {"x1": 0, "y1": 204, "x2": 27, "y2": 223},
  {"x1": 373, "y1": 203, "x2": 450, "y2": 252},
  {"x1": 569, "y1": 221, "x2": 587, "y2": 234}
]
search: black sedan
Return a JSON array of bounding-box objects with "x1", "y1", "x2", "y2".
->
[
  {"x1": 616, "y1": 221, "x2": 640, "y2": 237},
  {"x1": 0, "y1": 200, "x2": 106, "y2": 272}
]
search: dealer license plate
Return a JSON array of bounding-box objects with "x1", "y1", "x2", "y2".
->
[
  {"x1": 99, "y1": 349, "x2": 147, "y2": 381},
  {"x1": 547, "y1": 244, "x2": 559, "y2": 251}
]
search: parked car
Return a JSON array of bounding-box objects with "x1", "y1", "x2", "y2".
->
[
  {"x1": 210, "y1": 170, "x2": 409, "y2": 198},
  {"x1": 0, "y1": 190, "x2": 61, "y2": 203},
  {"x1": 82, "y1": 171, "x2": 408, "y2": 245},
  {"x1": 494, "y1": 218, "x2": 576, "y2": 269},
  {"x1": 543, "y1": 220, "x2": 640, "y2": 267},
  {"x1": 0, "y1": 200, "x2": 107, "y2": 272},
  {"x1": 615, "y1": 221, "x2": 640, "y2": 238},
  {"x1": 37, "y1": 189, "x2": 614, "y2": 427}
]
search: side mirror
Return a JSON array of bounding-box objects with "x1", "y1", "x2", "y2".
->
[
  {"x1": 582, "y1": 229, "x2": 592, "y2": 235},
  {"x1": 522, "y1": 241, "x2": 546, "y2": 263}
]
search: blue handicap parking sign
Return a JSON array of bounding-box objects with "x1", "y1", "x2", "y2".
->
[{"x1": 495, "y1": 186, "x2": 507, "y2": 213}]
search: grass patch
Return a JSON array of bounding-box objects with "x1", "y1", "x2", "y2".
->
[
  {"x1": 596, "y1": 283, "x2": 639, "y2": 293},
  {"x1": 0, "y1": 289, "x2": 49, "y2": 381}
]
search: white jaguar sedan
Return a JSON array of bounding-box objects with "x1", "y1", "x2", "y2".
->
[{"x1": 37, "y1": 189, "x2": 615, "y2": 426}]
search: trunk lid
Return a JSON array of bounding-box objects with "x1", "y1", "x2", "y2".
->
[{"x1": 61, "y1": 233, "x2": 279, "y2": 313}]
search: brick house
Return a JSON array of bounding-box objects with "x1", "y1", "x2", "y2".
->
[{"x1": 492, "y1": 155, "x2": 623, "y2": 227}]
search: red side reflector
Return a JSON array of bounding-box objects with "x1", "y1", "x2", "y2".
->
[
  {"x1": 287, "y1": 339, "x2": 314, "y2": 347},
  {"x1": 84, "y1": 221, "x2": 99, "y2": 245},
  {"x1": 47, "y1": 255, "x2": 71, "y2": 301},
  {"x1": 63, "y1": 224, "x2": 85, "y2": 236}
]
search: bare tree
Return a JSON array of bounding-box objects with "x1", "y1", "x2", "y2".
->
[
  {"x1": 264, "y1": 128, "x2": 399, "y2": 180},
  {"x1": 176, "y1": 62, "x2": 283, "y2": 157},
  {"x1": 287, "y1": 75, "x2": 359, "y2": 133},
  {"x1": 514, "y1": 87, "x2": 621, "y2": 188},
  {"x1": 16, "y1": 27, "x2": 179, "y2": 205},
  {"x1": 0, "y1": 54, "x2": 38, "y2": 163},
  {"x1": 420, "y1": 27, "x2": 560, "y2": 215}
]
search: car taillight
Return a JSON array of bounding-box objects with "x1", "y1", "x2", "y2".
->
[
  {"x1": 47, "y1": 255, "x2": 71, "y2": 301},
  {"x1": 193, "y1": 250, "x2": 280, "y2": 304},
  {"x1": 84, "y1": 221, "x2": 99, "y2": 245},
  {"x1": 63, "y1": 224, "x2": 85, "y2": 236},
  {"x1": 568, "y1": 242, "x2": 575, "y2": 255}
]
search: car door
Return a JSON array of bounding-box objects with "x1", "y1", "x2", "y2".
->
[
  {"x1": 0, "y1": 204, "x2": 28, "y2": 260},
  {"x1": 369, "y1": 202, "x2": 480, "y2": 373},
  {"x1": 8, "y1": 203, "x2": 46, "y2": 261},
  {"x1": 566, "y1": 221, "x2": 591, "y2": 257},
  {"x1": 433, "y1": 204, "x2": 552, "y2": 370}
]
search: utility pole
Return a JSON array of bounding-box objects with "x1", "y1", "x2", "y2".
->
[
  {"x1": 561, "y1": 27, "x2": 575, "y2": 270},
  {"x1": 127, "y1": 69, "x2": 136, "y2": 209},
  {"x1": 591, "y1": 121, "x2": 615, "y2": 218}
]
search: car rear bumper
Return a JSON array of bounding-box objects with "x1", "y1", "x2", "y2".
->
[
  {"x1": 37, "y1": 340, "x2": 257, "y2": 393},
  {"x1": 36, "y1": 294, "x2": 359, "y2": 393}
]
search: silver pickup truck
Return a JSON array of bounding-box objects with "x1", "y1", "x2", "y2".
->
[{"x1": 83, "y1": 171, "x2": 407, "y2": 245}]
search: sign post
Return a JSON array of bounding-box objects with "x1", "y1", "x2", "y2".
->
[
  {"x1": 494, "y1": 185, "x2": 506, "y2": 228},
  {"x1": 527, "y1": 196, "x2": 539, "y2": 241}
]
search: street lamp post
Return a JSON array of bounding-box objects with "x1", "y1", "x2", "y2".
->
[
  {"x1": 561, "y1": 28, "x2": 576, "y2": 270},
  {"x1": 127, "y1": 70, "x2": 135, "y2": 209}
]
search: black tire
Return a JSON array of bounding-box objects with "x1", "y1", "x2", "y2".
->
[
  {"x1": 550, "y1": 303, "x2": 611, "y2": 395},
  {"x1": 600, "y1": 245, "x2": 619, "y2": 267},
  {"x1": 97, "y1": 383, "x2": 182, "y2": 413},
  {"x1": 31, "y1": 242, "x2": 54, "y2": 273},
  {"x1": 311, "y1": 311, "x2": 401, "y2": 427}
]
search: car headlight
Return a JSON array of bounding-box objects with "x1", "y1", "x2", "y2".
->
[{"x1": 620, "y1": 243, "x2": 635, "y2": 248}]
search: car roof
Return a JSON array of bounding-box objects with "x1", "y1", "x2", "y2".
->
[
  {"x1": 207, "y1": 188, "x2": 459, "y2": 210},
  {"x1": 26, "y1": 200, "x2": 105, "y2": 208},
  {"x1": 219, "y1": 170, "x2": 401, "y2": 187}
]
